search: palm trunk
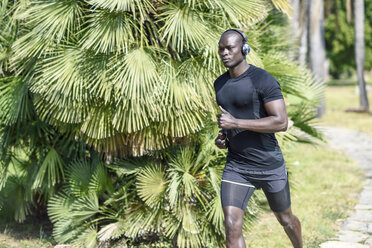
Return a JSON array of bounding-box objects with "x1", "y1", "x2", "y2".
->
[
  {"x1": 309, "y1": 0, "x2": 326, "y2": 117},
  {"x1": 354, "y1": 0, "x2": 369, "y2": 110},
  {"x1": 289, "y1": 0, "x2": 300, "y2": 60},
  {"x1": 298, "y1": 0, "x2": 309, "y2": 67}
]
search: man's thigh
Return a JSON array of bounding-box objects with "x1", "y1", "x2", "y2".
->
[
  {"x1": 221, "y1": 181, "x2": 256, "y2": 211},
  {"x1": 262, "y1": 179, "x2": 291, "y2": 213}
]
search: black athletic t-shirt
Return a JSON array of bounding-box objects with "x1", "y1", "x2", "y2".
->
[{"x1": 214, "y1": 64, "x2": 285, "y2": 171}]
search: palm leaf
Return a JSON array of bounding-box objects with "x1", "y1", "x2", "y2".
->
[
  {"x1": 80, "y1": 104, "x2": 116, "y2": 140},
  {"x1": 124, "y1": 200, "x2": 164, "y2": 238},
  {"x1": 136, "y1": 164, "x2": 167, "y2": 208},
  {"x1": 204, "y1": 0, "x2": 271, "y2": 27},
  {"x1": 271, "y1": 0, "x2": 293, "y2": 16},
  {"x1": 88, "y1": 162, "x2": 113, "y2": 194},
  {"x1": 31, "y1": 45, "x2": 88, "y2": 103},
  {"x1": 87, "y1": 0, "x2": 154, "y2": 16},
  {"x1": 16, "y1": 0, "x2": 83, "y2": 42},
  {"x1": 205, "y1": 196, "x2": 224, "y2": 233},
  {"x1": 75, "y1": 227, "x2": 98, "y2": 248},
  {"x1": 98, "y1": 219, "x2": 127, "y2": 241},
  {"x1": 70, "y1": 193, "x2": 100, "y2": 222},
  {"x1": 48, "y1": 192, "x2": 74, "y2": 223},
  {"x1": 32, "y1": 147, "x2": 65, "y2": 189},
  {"x1": 66, "y1": 160, "x2": 94, "y2": 197},
  {"x1": 79, "y1": 9, "x2": 134, "y2": 54},
  {"x1": 110, "y1": 48, "x2": 159, "y2": 133},
  {"x1": 168, "y1": 148, "x2": 206, "y2": 208},
  {"x1": 0, "y1": 77, "x2": 33, "y2": 125},
  {"x1": 159, "y1": 4, "x2": 210, "y2": 52}
]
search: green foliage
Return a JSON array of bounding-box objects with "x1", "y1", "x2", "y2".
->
[
  {"x1": 47, "y1": 128, "x2": 251, "y2": 247},
  {"x1": 325, "y1": 0, "x2": 372, "y2": 78}
]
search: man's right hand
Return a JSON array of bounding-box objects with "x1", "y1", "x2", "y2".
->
[{"x1": 215, "y1": 132, "x2": 228, "y2": 149}]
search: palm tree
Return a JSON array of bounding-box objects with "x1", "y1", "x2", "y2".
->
[
  {"x1": 288, "y1": 0, "x2": 326, "y2": 117},
  {"x1": 324, "y1": 0, "x2": 370, "y2": 111},
  {"x1": 5, "y1": 0, "x2": 316, "y2": 157},
  {"x1": 0, "y1": 0, "x2": 324, "y2": 246},
  {"x1": 354, "y1": 0, "x2": 369, "y2": 111}
]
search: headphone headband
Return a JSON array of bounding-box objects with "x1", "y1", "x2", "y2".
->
[{"x1": 223, "y1": 29, "x2": 248, "y2": 43}]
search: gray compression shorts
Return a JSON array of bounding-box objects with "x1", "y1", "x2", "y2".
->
[{"x1": 221, "y1": 163, "x2": 291, "y2": 212}]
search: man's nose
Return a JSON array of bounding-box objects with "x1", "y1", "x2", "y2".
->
[{"x1": 220, "y1": 48, "x2": 228, "y2": 56}]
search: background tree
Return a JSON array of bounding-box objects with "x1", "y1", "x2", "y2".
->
[
  {"x1": 324, "y1": 0, "x2": 372, "y2": 78},
  {"x1": 288, "y1": 0, "x2": 326, "y2": 116},
  {"x1": 354, "y1": 0, "x2": 369, "y2": 111}
]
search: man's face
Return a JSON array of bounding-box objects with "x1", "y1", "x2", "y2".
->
[{"x1": 218, "y1": 33, "x2": 244, "y2": 68}]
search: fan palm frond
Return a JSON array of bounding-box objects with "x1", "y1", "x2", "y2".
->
[
  {"x1": 48, "y1": 192, "x2": 73, "y2": 223},
  {"x1": 48, "y1": 192, "x2": 99, "y2": 243},
  {"x1": 287, "y1": 104, "x2": 324, "y2": 142},
  {"x1": 11, "y1": 32, "x2": 53, "y2": 68},
  {"x1": 80, "y1": 104, "x2": 116, "y2": 140},
  {"x1": 107, "y1": 157, "x2": 148, "y2": 176},
  {"x1": 66, "y1": 160, "x2": 94, "y2": 197},
  {"x1": 110, "y1": 47, "x2": 159, "y2": 133},
  {"x1": 136, "y1": 164, "x2": 167, "y2": 208},
  {"x1": 159, "y1": 4, "x2": 210, "y2": 53},
  {"x1": 52, "y1": 218, "x2": 86, "y2": 243},
  {"x1": 89, "y1": 162, "x2": 113, "y2": 194},
  {"x1": 75, "y1": 227, "x2": 98, "y2": 248},
  {"x1": 176, "y1": 226, "x2": 202, "y2": 248},
  {"x1": 168, "y1": 148, "x2": 206, "y2": 208},
  {"x1": 124, "y1": 200, "x2": 164, "y2": 238},
  {"x1": 205, "y1": 197, "x2": 224, "y2": 233},
  {"x1": 79, "y1": 9, "x2": 134, "y2": 54},
  {"x1": 87, "y1": 0, "x2": 154, "y2": 16},
  {"x1": 4, "y1": 175, "x2": 31, "y2": 222},
  {"x1": 16, "y1": 0, "x2": 83, "y2": 42},
  {"x1": 33, "y1": 94, "x2": 86, "y2": 124},
  {"x1": 263, "y1": 53, "x2": 324, "y2": 104},
  {"x1": 0, "y1": 0, "x2": 16, "y2": 75},
  {"x1": 206, "y1": 0, "x2": 271, "y2": 27},
  {"x1": 32, "y1": 147, "x2": 65, "y2": 189},
  {"x1": 0, "y1": 77, "x2": 33, "y2": 125},
  {"x1": 271, "y1": 0, "x2": 293, "y2": 17},
  {"x1": 32, "y1": 45, "x2": 88, "y2": 103},
  {"x1": 70, "y1": 193, "x2": 100, "y2": 222},
  {"x1": 98, "y1": 219, "x2": 127, "y2": 241}
]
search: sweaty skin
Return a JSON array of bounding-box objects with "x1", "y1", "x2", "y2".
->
[{"x1": 215, "y1": 31, "x2": 303, "y2": 248}]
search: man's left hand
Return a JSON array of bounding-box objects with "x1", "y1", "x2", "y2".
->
[{"x1": 216, "y1": 106, "x2": 237, "y2": 130}]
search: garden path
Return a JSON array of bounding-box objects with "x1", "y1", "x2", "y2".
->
[{"x1": 319, "y1": 126, "x2": 372, "y2": 248}]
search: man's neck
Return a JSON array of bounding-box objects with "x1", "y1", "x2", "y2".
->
[{"x1": 229, "y1": 61, "x2": 250, "y2": 78}]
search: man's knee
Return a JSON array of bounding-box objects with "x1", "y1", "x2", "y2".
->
[
  {"x1": 224, "y1": 214, "x2": 243, "y2": 238},
  {"x1": 275, "y1": 211, "x2": 293, "y2": 227}
]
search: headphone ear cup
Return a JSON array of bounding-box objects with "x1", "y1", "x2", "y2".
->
[{"x1": 242, "y1": 44, "x2": 250, "y2": 55}]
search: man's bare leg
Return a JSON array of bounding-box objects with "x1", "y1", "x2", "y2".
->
[
  {"x1": 223, "y1": 206, "x2": 246, "y2": 248},
  {"x1": 273, "y1": 207, "x2": 302, "y2": 248}
]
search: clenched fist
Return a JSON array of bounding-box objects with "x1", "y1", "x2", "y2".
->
[
  {"x1": 215, "y1": 131, "x2": 228, "y2": 149},
  {"x1": 216, "y1": 106, "x2": 237, "y2": 130}
]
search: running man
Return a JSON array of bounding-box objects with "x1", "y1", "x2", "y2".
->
[{"x1": 214, "y1": 29, "x2": 303, "y2": 248}]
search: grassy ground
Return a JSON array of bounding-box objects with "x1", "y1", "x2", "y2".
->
[
  {"x1": 0, "y1": 216, "x2": 53, "y2": 248},
  {"x1": 244, "y1": 143, "x2": 363, "y2": 248},
  {"x1": 319, "y1": 85, "x2": 372, "y2": 136}
]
